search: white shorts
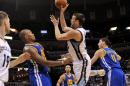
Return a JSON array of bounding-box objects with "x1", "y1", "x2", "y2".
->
[
  {"x1": 0, "y1": 81, "x2": 4, "y2": 86},
  {"x1": 73, "y1": 59, "x2": 91, "y2": 86}
]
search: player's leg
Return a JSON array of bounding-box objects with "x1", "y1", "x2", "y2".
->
[
  {"x1": 73, "y1": 62, "x2": 83, "y2": 85},
  {"x1": 85, "y1": 58, "x2": 91, "y2": 84},
  {"x1": 76, "y1": 62, "x2": 87, "y2": 86},
  {"x1": 0, "y1": 81, "x2": 4, "y2": 86}
]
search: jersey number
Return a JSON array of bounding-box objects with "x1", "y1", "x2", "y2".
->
[
  {"x1": 67, "y1": 79, "x2": 73, "y2": 85},
  {"x1": 111, "y1": 54, "x2": 117, "y2": 62},
  {"x1": 3, "y1": 54, "x2": 10, "y2": 67}
]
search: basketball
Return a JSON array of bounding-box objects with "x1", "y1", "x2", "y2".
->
[{"x1": 55, "y1": 0, "x2": 67, "y2": 9}]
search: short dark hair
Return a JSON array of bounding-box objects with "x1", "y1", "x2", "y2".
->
[
  {"x1": 19, "y1": 29, "x2": 30, "y2": 43},
  {"x1": 0, "y1": 11, "x2": 8, "y2": 26},
  {"x1": 100, "y1": 37, "x2": 111, "y2": 46},
  {"x1": 73, "y1": 13, "x2": 85, "y2": 26}
]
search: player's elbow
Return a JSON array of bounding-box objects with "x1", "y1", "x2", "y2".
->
[
  {"x1": 56, "y1": 36, "x2": 62, "y2": 40},
  {"x1": 62, "y1": 28, "x2": 67, "y2": 32},
  {"x1": 56, "y1": 35, "x2": 70, "y2": 41},
  {"x1": 56, "y1": 35, "x2": 65, "y2": 40}
]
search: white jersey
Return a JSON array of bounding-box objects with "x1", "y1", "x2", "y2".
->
[
  {"x1": 67, "y1": 28, "x2": 91, "y2": 86},
  {"x1": 0, "y1": 38, "x2": 11, "y2": 82}
]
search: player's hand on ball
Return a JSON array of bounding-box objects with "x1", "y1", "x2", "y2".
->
[{"x1": 60, "y1": 3, "x2": 69, "y2": 13}]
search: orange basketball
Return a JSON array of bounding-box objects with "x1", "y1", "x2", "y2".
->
[{"x1": 55, "y1": 0, "x2": 67, "y2": 9}]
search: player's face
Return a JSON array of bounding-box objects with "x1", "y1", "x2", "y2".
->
[
  {"x1": 71, "y1": 15, "x2": 77, "y2": 29},
  {"x1": 4, "y1": 17, "x2": 10, "y2": 34},
  {"x1": 98, "y1": 40, "x2": 103, "y2": 49},
  {"x1": 25, "y1": 30, "x2": 36, "y2": 42},
  {"x1": 65, "y1": 65, "x2": 71, "y2": 73}
]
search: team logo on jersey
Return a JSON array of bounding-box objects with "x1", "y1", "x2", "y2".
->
[
  {"x1": 0, "y1": 46, "x2": 10, "y2": 53},
  {"x1": 67, "y1": 79, "x2": 73, "y2": 86}
]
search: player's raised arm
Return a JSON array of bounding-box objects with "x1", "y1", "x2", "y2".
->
[{"x1": 60, "y1": 4, "x2": 71, "y2": 32}]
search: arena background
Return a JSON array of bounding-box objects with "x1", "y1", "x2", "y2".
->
[{"x1": 0, "y1": 0, "x2": 130, "y2": 86}]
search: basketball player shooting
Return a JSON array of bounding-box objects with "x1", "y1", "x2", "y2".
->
[{"x1": 50, "y1": 1, "x2": 91, "y2": 86}]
